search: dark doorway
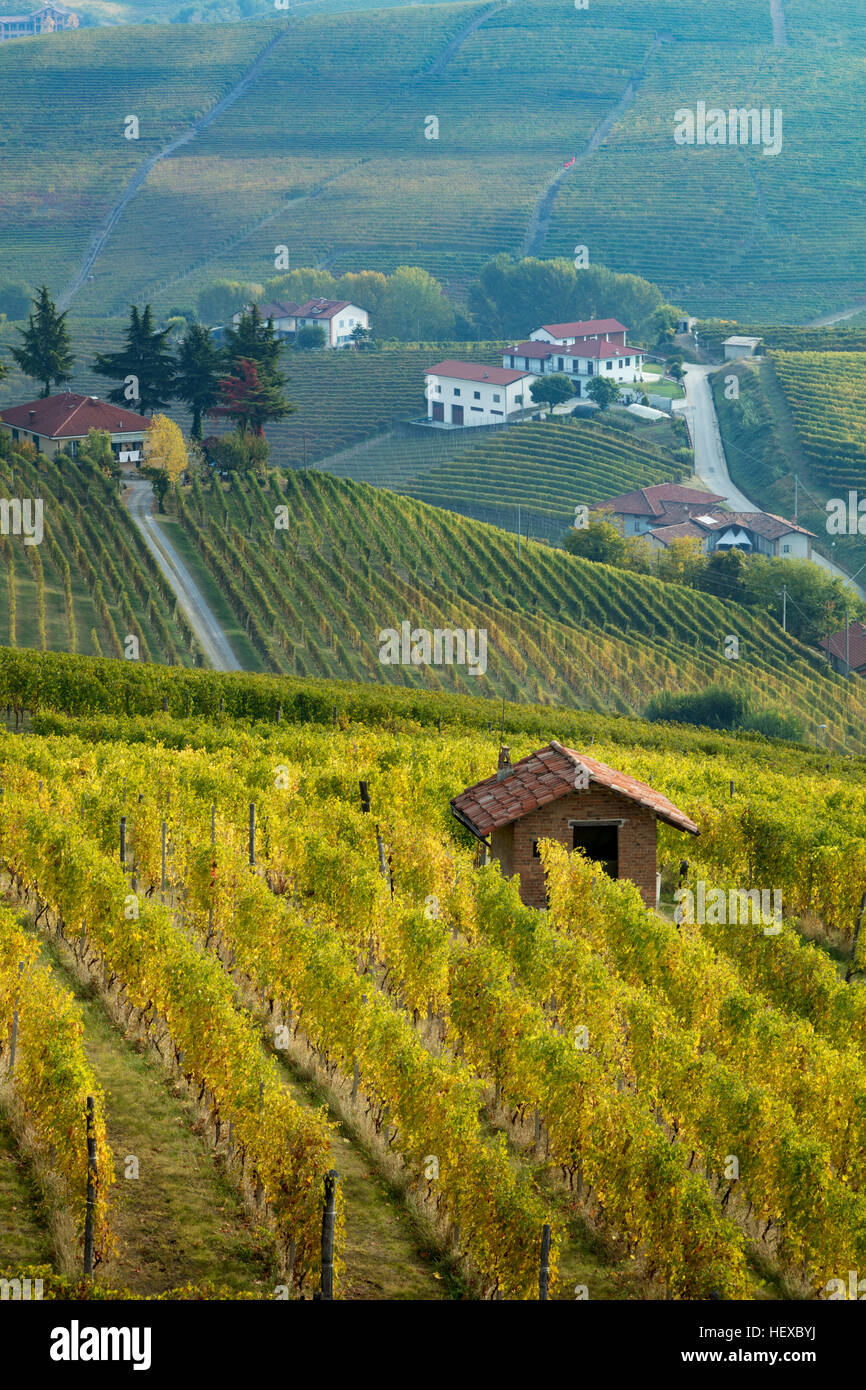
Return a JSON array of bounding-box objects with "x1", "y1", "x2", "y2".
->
[
  {"x1": 572, "y1": 823, "x2": 618, "y2": 879},
  {"x1": 432, "y1": 400, "x2": 444, "y2": 421},
  {"x1": 451, "y1": 404, "x2": 464, "y2": 425}
]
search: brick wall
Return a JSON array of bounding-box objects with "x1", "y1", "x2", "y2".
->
[{"x1": 497, "y1": 787, "x2": 658, "y2": 909}]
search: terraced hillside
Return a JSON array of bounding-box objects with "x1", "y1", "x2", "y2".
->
[
  {"x1": 0, "y1": 445, "x2": 199, "y2": 664},
  {"x1": 769, "y1": 352, "x2": 866, "y2": 492},
  {"x1": 4, "y1": 0, "x2": 862, "y2": 331},
  {"x1": 711, "y1": 354, "x2": 866, "y2": 587},
  {"x1": 163, "y1": 468, "x2": 863, "y2": 749},
  {"x1": 396, "y1": 416, "x2": 689, "y2": 538}
]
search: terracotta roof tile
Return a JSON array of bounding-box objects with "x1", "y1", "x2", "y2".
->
[{"x1": 451, "y1": 742, "x2": 699, "y2": 838}]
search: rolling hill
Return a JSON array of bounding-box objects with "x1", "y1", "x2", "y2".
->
[{"x1": 1, "y1": 0, "x2": 864, "y2": 338}]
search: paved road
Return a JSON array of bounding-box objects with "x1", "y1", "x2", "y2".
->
[
  {"x1": 124, "y1": 477, "x2": 242, "y2": 672},
  {"x1": 681, "y1": 364, "x2": 757, "y2": 510},
  {"x1": 682, "y1": 365, "x2": 866, "y2": 599}
]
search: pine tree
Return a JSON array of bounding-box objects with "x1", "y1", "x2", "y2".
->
[
  {"x1": 222, "y1": 304, "x2": 285, "y2": 379},
  {"x1": 174, "y1": 324, "x2": 223, "y2": 439},
  {"x1": 92, "y1": 304, "x2": 175, "y2": 414},
  {"x1": 11, "y1": 286, "x2": 75, "y2": 397}
]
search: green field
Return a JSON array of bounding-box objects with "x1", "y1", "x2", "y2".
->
[{"x1": 2, "y1": 0, "x2": 863, "y2": 332}]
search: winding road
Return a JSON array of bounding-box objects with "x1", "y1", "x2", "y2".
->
[
  {"x1": 124, "y1": 477, "x2": 242, "y2": 672},
  {"x1": 682, "y1": 366, "x2": 866, "y2": 600}
]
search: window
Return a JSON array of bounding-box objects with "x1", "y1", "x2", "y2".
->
[
  {"x1": 471, "y1": 406, "x2": 483, "y2": 412},
  {"x1": 782, "y1": 543, "x2": 790, "y2": 553},
  {"x1": 515, "y1": 393, "x2": 523, "y2": 403},
  {"x1": 453, "y1": 388, "x2": 461, "y2": 397},
  {"x1": 606, "y1": 361, "x2": 613, "y2": 371},
  {"x1": 532, "y1": 840, "x2": 540, "y2": 859},
  {"x1": 11, "y1": 429, "x2": 18, "y2": 442},
  {"x1": 473, "y1": 390, "x2": 481, "y2": 399},
  {"x1": 491, "y1": 410, "x2": 503, "y2": 416},
  {"x1": 435, "y1": 385, "x2": 441, "y2": 394},
  {"x1": 558, "y1": 358, "x2": 564, "y2": 370},
  {"x1": 493, "y1": 393, "x2": 501, "y2": 402},
  {"x1": 625, "y1": 357, "x2": 631, "y2": 365},
  {"x1": 572, "y1": 823, "x2": 618, "y2": 879}
]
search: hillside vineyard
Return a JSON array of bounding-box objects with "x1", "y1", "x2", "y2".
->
[{"x1": 1, "y1": 0, "x2": 866, "y2": 1354}]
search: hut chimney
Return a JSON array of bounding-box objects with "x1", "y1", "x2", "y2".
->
[{"x1": 496, "y1": 746, "x2": 513, "y2": 780}]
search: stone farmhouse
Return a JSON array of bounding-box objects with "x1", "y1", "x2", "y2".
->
[
  {"x1": 233, "y1": 298, "x2": 369, "y2": 347},
  {"x1": 451, "y1": 741, "x2": 699, "y2": 910},
  {"x1": 0, "y1": 394, "x2": 150, "y2": 462},
  {"x1": 0, "y1": 4, "x2": 77, "y2": 39}
]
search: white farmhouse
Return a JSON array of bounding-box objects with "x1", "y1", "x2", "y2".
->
[
  {"x1": 231, "y1": 298, "x2": 370, "y2": 346},
  {"x1": 529, "y1": 318, "x2": 628, "y2": 347},
  {"x1": 293, "y1": 299, "x2": 369, "y2": 347},
  {"x1": 502, "y1": 338, "x2": 644, "y2": 399},
  {"x1": 424, "y1": 361, "x2": 537, "y2": 426}
]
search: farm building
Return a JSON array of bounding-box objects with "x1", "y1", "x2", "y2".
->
[
  {"x1": 450, "y1": 741, "x2": 698, "y2": 910},
  {"x1": 723, "y1": 336, "x2": 763, "y2": 360},
  {"x1": 820, "y1": 621, "x2": 866, "y2": 678},
  {"x1": 646, "y1": 509, "x2": 815, "y2": 559},
  {"x1": 530, "y1": 318, "x2": 628, "y2": 347},
  {"x1": 596, "y1": 483, "x2": 727, "y2": 536},
  {"x1": 233, "y1": 298, "x2": 369, "y2": 346},
  {"x1": 0, "y1": 4, "x2": 77, "y2": 39},
  {"x1": 0, "y1": 394, "x2": 151, "y2": 462},
  {"x1": 502, "y1": 338, "x2": 644, "y2": 396},
  {"x1": 424, "y1": 361, "x2": 536, "y2": 426}
]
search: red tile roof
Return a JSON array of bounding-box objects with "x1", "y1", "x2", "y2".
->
[
  {"x1": 0, "y1": 394, "x2": 151, "y2": 439},
  {"x1": 256, "y1": 300, "x2": 302, "y2": 320},
  {"x1": 425, "y1": 360, "x2": 536, "y2": 385},
  {"x1": 647, "y1": 521, "x2": 711, "y2": 546},
  {"x1": 505, "y1": 342, "x2": 558, "y2": 359},
  {"x1": 535, "y1": 319, "x2": 627, "y2": 340},
  {"x1": 597, "y1": 484, "x2": 727, "y2": 517},
  {"x1": 295, "y1": 299, "x2": 352, "y2": 320},
  {"x1": 709, "y1": 510, "x2": 815, "y2": 540},
  {"x1": 821, "y1": 621, "x2": 866, "y2": 670},
  {"x1": 451, "y1": 742, "x2": 699, "y2": 838},
  {"x1": 562, "y1": 338, "x2": 637, "y2": 361}
]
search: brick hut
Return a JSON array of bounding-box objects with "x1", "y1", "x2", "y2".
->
[{"x1": 450, "y1": 741, "x2": 699, "y2": 909}]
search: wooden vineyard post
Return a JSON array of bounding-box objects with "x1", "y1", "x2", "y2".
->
[
  {"x1": 161, "y1": 821, "x2": 167, "y2": 893},
  {"x1": 7, "y1": 960, "x2": 23, "y2": 1074},
  {"x1": 846, "y1": 892, "x2": 866, "y2": 983},
  {"x1": 249, "y1": 803, "x2": 256, "y2": 867},
  {"x1": 162, "y1": 695, "x2": 168, "y2": 713},
  {"x1": 317, "y1": 1170, "x2": 339, "y2": 1301},
  {"x1": 83, "y1": 1096, "x2": 97, "y2": 1278},
  {"x1": 119, "y1": 816, "x2": 127, "y2": 867},
  {"x1": 209, "y1": 804, "x2": 216, "y2": 937},
  {"x1": 539, "y1": 1224, "x2": 551, "y2": 1301}
]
